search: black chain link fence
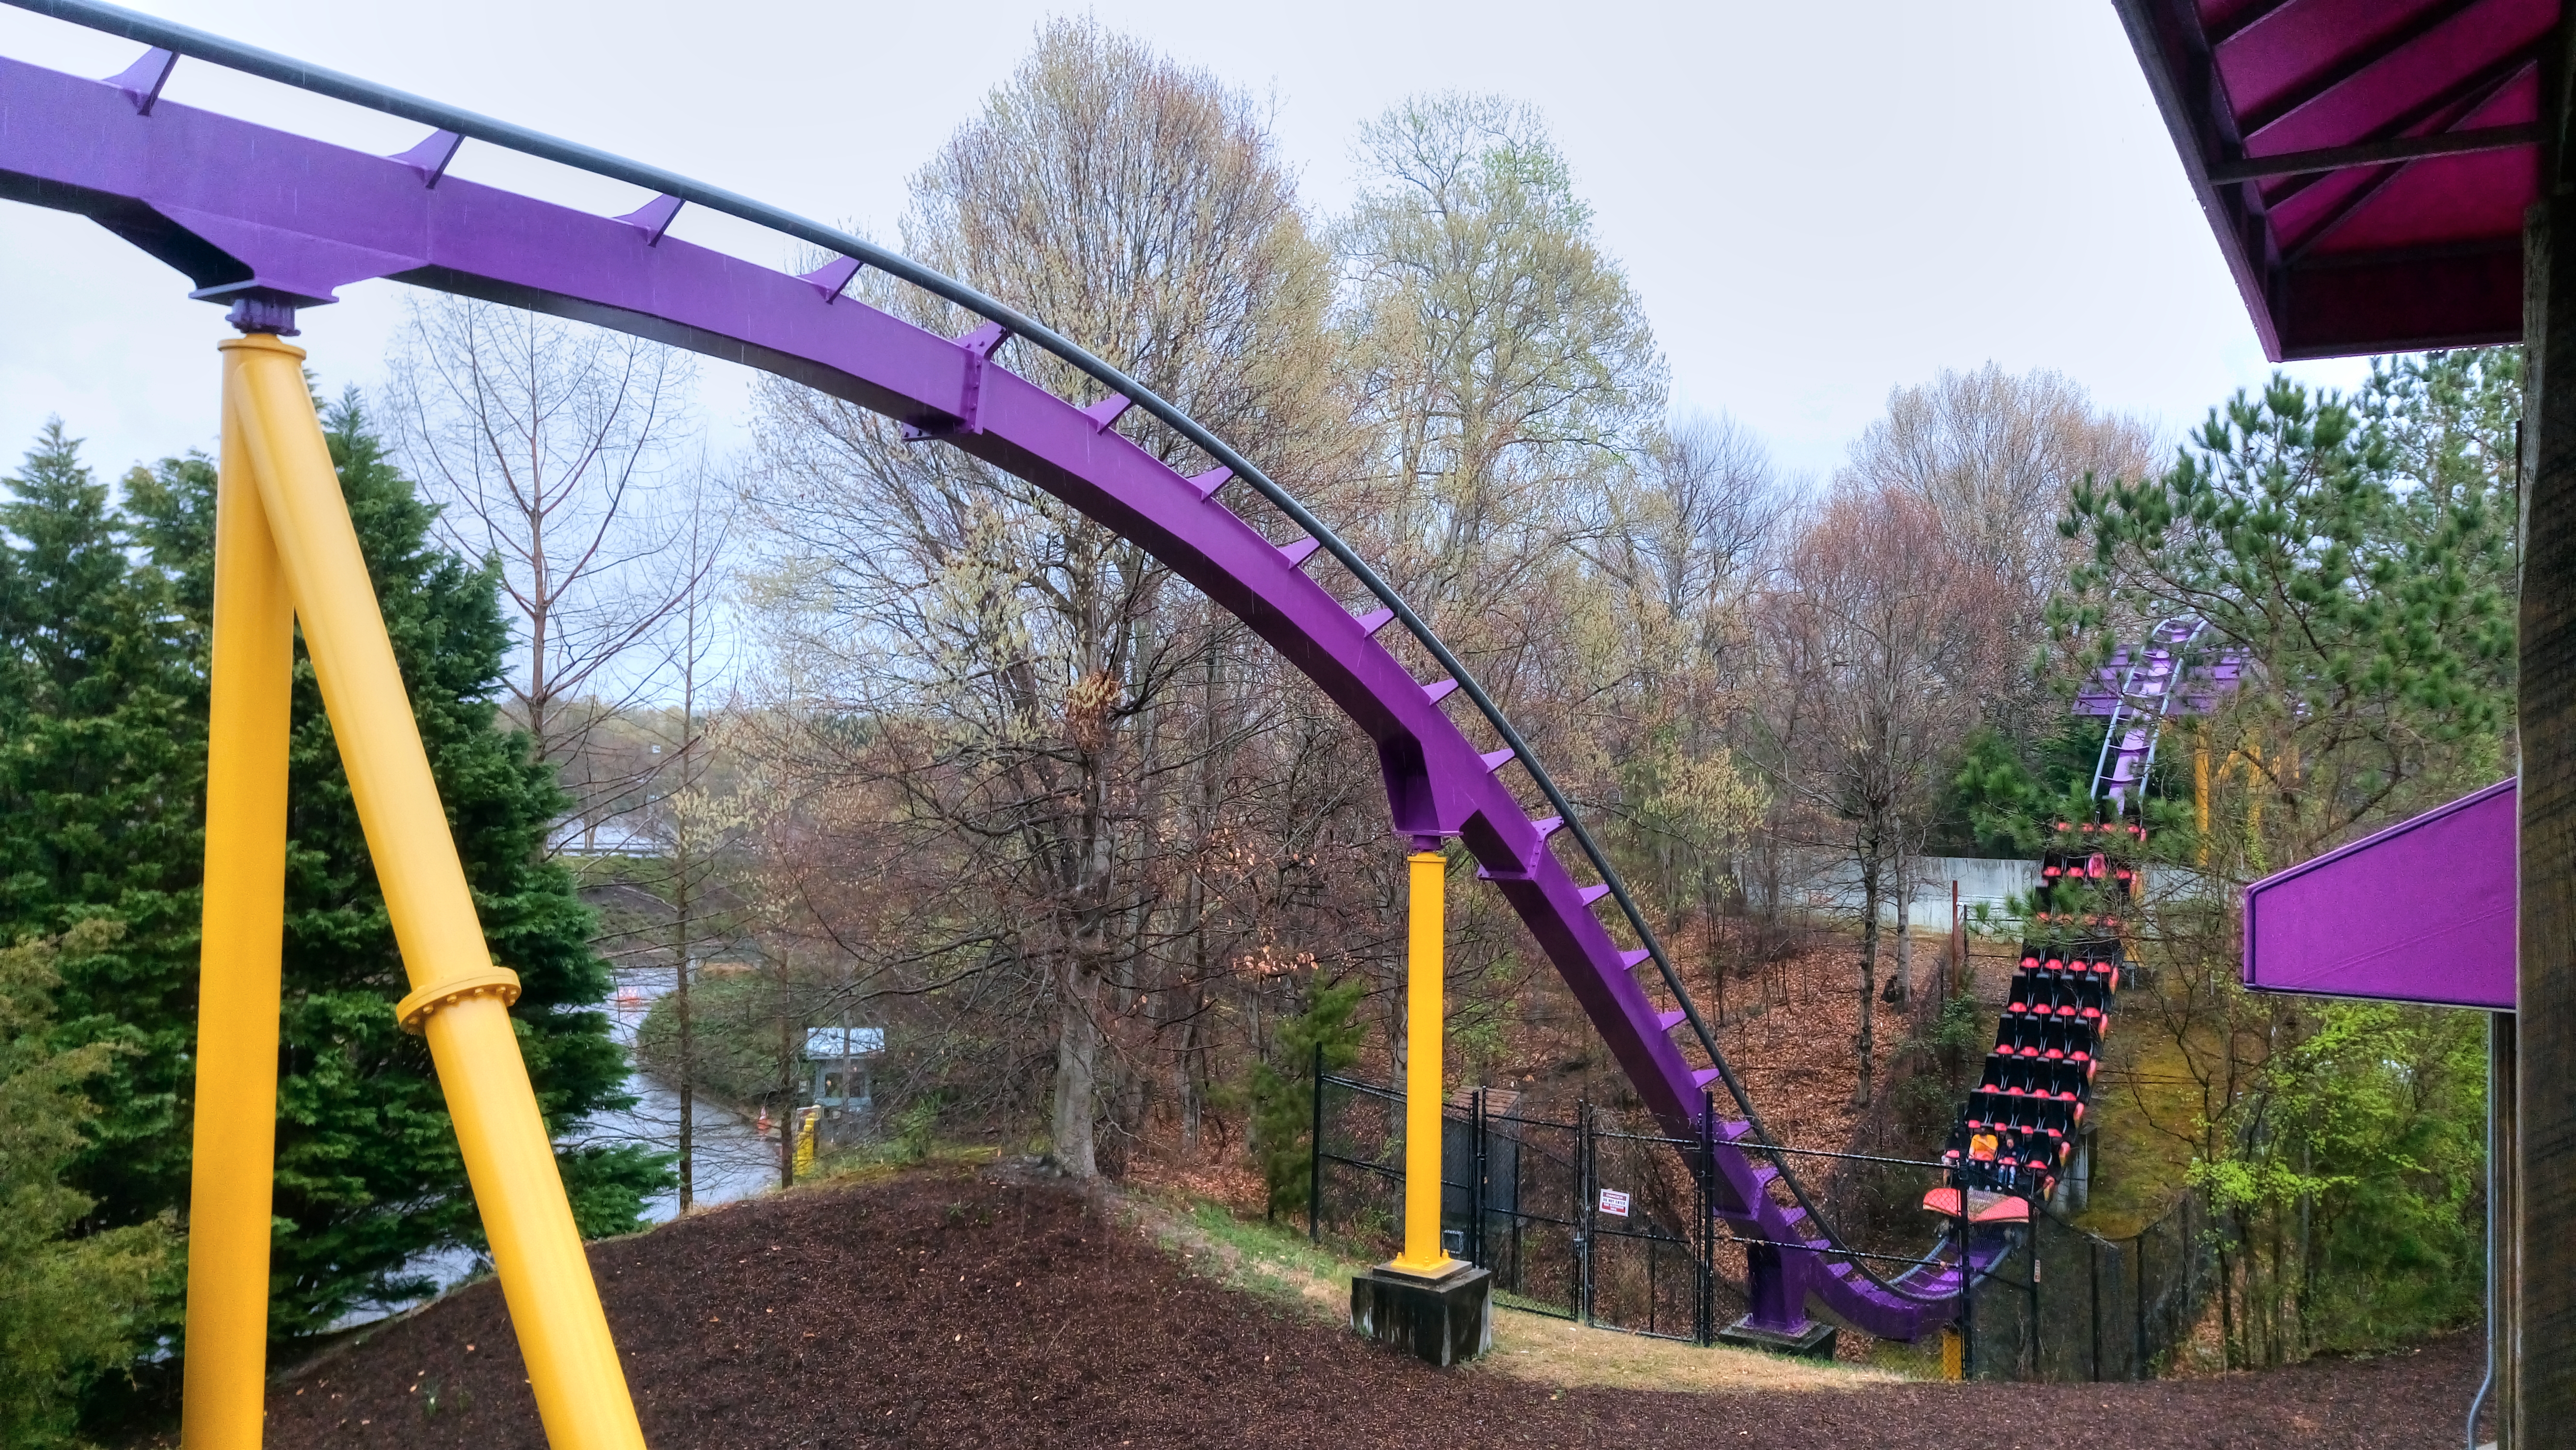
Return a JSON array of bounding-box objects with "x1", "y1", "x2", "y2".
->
[
  {"x1": 1961, "y1": 1187, "x2": 2221, "y2": 1380},
  {"x1": 1310, "y1": 1071, "x2": 1727, "y2": 1347},
  {"x1": 1313, "y1": 1065, "x2": 2218, "y2": 1377}
]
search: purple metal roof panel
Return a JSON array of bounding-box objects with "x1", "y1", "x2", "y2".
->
[
  {"x1": 2115, "y1": 0, "x2": 2549, "y2": 359},
  {"x1": 2242, "y1": 778, "x2": 2514, "y2": 1010}
]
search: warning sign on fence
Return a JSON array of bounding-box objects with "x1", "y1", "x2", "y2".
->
[{"x1": 1597, "y1": 1188, "x2": 1630, "y2": 1218}]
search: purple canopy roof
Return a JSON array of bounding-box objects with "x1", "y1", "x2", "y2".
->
[{"x1": 2115, "y1": 0, "x2": 2548, "y2": 360}]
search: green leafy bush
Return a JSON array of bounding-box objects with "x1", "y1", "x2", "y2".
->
[{"x1": 0, "y1": 922, "x2": 170, "y2": 1449}]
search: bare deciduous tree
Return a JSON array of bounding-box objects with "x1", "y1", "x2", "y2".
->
[
  {"x1": 746, "y1": 19, "x2": 1348, "y2": 1178},
  {"x1": 385, "y1": 296, "x2": 704, "y2": 846},
  {"x1": 1755, "y1": 484, "x2": 2013, "y2": 1103},
  {"x1": 1840, "y1": 364, "x2": 2154, "y2": 725},
  {"x1": 648, "y1": 471, "x2": 737, "y2": 1208},
  {"x1": 1337, "y1": 93, "x2": 1666, "y2": 621}
]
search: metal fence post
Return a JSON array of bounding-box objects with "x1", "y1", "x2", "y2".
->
[
  {"x1": 1579, "y1": 1101, "x2": 1595, "y2": 1327},
  {"x1": 2028, "y1": 1214, "x2": 2041, "y2": 1380},
  {"x1": 2134, "y1": 1220, "x2": 2148, "y2": 1373},
  {"x1": 1700, "y1": 1089, "x2": 1717, "y2": 1346},
  {"x1": 1470, "y1": 1087, "x2": 1486, "y2": 1268},
  {"x1": 1308, "y1": 1043, "x2": 1323, "y2": 1245},
  {"x1": 1959, "y1": 1184, "x2": 1975, "y2": 1379},
  {"x1": 2089, "y1": 1235, "x2": 2102, "y2": 1382}
]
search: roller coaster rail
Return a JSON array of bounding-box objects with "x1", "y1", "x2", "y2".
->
[{"x1": 0, "y1": 0, "x2": 2013, "y2": 1340}]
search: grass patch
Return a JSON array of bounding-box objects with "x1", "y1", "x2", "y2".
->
[
  {"x1": 1120, "y1": 1186, "x2": 1904, "y2": 1393},
  {"x1": 1480, "y1": 1314, "x2": 1905, "y2": 1392},
  {"x1": 1125, "y1": 1189, "x2": 1374, "y2": 1318}
]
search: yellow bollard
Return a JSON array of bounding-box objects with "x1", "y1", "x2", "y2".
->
[
  {"x1": 217, "y1": 334, "x2": 645, "y2": 1450},
  {"x1": 179, "y1": 349, "x2": 296, "y2": 1450},
  {"x1": 1388, "y1": 847, "x2": 1458, "y2": 1277}
]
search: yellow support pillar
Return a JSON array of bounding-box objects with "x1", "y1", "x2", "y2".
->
[
  {"x1": 179, "y1": 353, "x2": 296, "y2": 1450},
  {"x1": 2194, "y1": 735, "x2": 2212, "y2": 867},
  {"x1": 2244, "y1": 741, "x2": 2265, "y2": 853},
  {"x1": 1389, "y1": 847, "x2": 1457, "y2": 1277},
  {"x1": 218, "y1": 334, "x2": 645, "y2": 1450}
]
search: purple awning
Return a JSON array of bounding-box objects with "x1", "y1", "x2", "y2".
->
[
  {"x1": 2115, "y1": 0, "x2": 2549, "y2": 360},
  {"x1": 2242, "y1": 778, "x2": 2515, "y2": 1010}
]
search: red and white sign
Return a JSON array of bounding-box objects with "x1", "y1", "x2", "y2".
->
[{"x1": 1597, "y1": 1188, "x2": 1630, "y2": 1218}]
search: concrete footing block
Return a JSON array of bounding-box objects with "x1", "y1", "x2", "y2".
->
[
  {"x1": 1717, "y1": 1316, "x2": 1840, "y2": 1359},
  {"x1": 1350, "y1": 1262, "x2": 1492, "y2": 1367}
]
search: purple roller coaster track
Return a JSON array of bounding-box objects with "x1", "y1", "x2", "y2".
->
[{"x1": 0, "y1": 0, "x2": 2012, "y2": 1344}]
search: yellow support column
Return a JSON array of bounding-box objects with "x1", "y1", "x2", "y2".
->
[
  {"x1": 2245, "y1": 741, "x2": 2265, "y2": 853},
  {"x1": 2194, "y1": 735, "x2": 2212, "y2": 867},
  {"x1": 1389, "y1": 847, "x2": 1457, "y2": 1277},
  {"x1": 179, "y1": 350, "x2": 296, "y2": 1450},
  {"x1": 220, "y1": 334, "x2": 645, "y2": 1450}
]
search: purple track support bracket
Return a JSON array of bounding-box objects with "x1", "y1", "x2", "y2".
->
[
  {"x1": 1081, "y1": 393, "x2": 1133, "y2": 432},
  {"x1": 901, "y1": 322, "x2": 1011, "y2": 440},
  {"x1": 107, "y1": 44, "x2": 173, "y2": 113},
  {"x1": 616, "y1": 193, "x2": 684, "y2": 244},
  {"x1": 391, "y1": 129, "x2": 465, "y2": 188},
  {"x1": 0, "y1": 43, "x2": 1989, "y2": 1341},
  {"x1": 799, "y1": 255, "x2": 863, "y2": 301}
]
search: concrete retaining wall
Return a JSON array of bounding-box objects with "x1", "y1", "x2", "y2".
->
[{"x1": 1782, "y1": 854, "x2": 2040, "y2": 927}]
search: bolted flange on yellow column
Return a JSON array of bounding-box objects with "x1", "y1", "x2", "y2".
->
[
  {"x1": 218, "y1": 333, "x2": 646, "y2": 1450},
  {"x1": 1387, "y1": 846, "x2": 1458, "y2": 1278}
]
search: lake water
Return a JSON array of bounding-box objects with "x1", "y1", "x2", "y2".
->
[{"x1": 335, "y1": 963, "x2": 778, "y2": 1326}]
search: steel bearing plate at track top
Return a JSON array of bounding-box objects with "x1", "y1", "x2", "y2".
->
[{"x1": 0, "y1": 0, "x2": 2013, "y2": 1339}]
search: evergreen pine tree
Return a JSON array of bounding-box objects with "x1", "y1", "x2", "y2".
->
[
  {"x1": 124, "y1": 390, "x2": 665, "y2": 1335},
  {"x1": 2056, "y1": 360, "x2": 2517, "y2": 859},
  {"x1": 1247, "y1": 975, "x2": 1365, "y2": 1216},
  {"x1": 0, "y1": 420, "x2": 201, "y2": 1241}
]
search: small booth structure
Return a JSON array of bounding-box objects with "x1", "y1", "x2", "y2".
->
[{"x1": 803, "y1": 1026, "x2": 884, "y2": 1148}]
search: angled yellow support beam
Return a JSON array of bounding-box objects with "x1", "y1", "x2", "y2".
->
[
  {"x1": 180, "y1": 349, "x2": 296, "y2": 1450},
  {"x1": 209, "y1": 333, "x2": 645, "y2": 1450},
  {"x1": 1389, "y1": 846, "x2": 1457, "y2": 1277}
]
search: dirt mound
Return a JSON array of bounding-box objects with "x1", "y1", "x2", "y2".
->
[{"x1": 255, "y1": 1167, "x2": 2480, "y2": 1449}]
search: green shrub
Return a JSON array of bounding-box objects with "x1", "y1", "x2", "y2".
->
[
  {"x1": 0, "y1": 922, "x2": 170, "y2": 1448},
  {"x1": 1246, "y1": 976, "x2": 1366, "y2": 1216}
]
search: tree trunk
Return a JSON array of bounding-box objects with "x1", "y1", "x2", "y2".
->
[
  {"x1": 1050, "y1": 963, "x2": 1103, "y2": 1178},
  {"x1": 778, "y1": 1007, "x2": 797, "y2": 1191},
  {"x1": 675, "y1": 947, "x2": 694, "y2": 1211},
  {"x1": 672, "y1": 811, "x2": 696, "y2": 1211},
  {"x1": 1890, "y1": 848, "x2": 1913, "y2": 1010},
  {"x1": 1856, "y1": 840, "x2": 1880, "y2": 1106},
  {"x1": 1177, "y1": 1006, "x2": 1202, "y2": 1157}
]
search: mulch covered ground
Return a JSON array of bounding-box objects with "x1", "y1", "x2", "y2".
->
[{"x1": 260, "y1": 1165, "x2": 2480, "y2": 1450}]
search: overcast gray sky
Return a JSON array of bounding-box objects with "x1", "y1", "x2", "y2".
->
[{"x1": 0, "y1": 0, "x2": 2369, "y2": 488}]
